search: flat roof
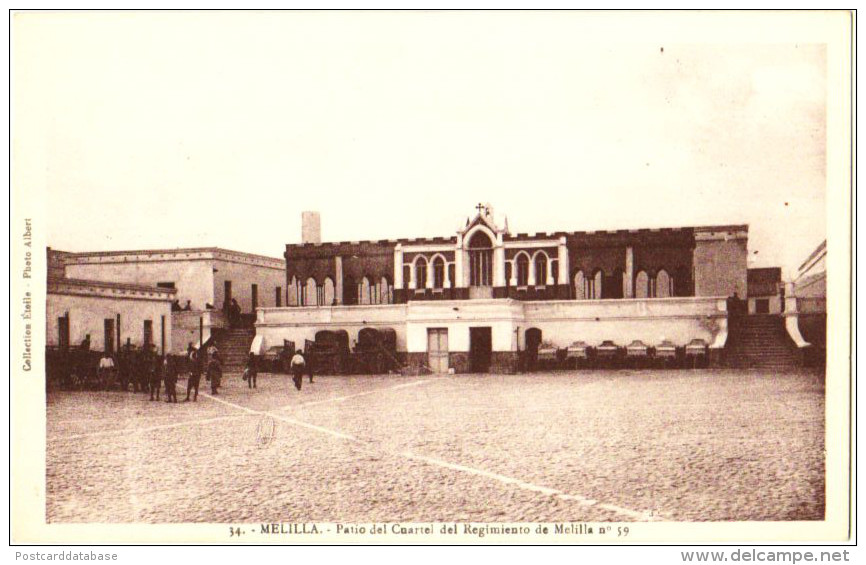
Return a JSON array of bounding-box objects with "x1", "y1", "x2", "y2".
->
[
  {"x1": 59, "y1": 246, "x2": 285, "y2": 266},
  {"x1": 285, "y1": 224, "x2": 748, "y2": 249},
  {"x1": 48, "y1": 276, "x2": 177, "y2": 298}
]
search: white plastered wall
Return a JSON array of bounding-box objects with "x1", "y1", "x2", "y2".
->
[{"x1": 47, "y1": 293, "x2": 172, "y2": 354}]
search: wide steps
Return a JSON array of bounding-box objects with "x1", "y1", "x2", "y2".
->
[
  {"x1": 213, "y1": 329, "x2": 256, "y2": 370},
  {"x1": 724, "y1": 315, "x2": 800, "y2": 370}
]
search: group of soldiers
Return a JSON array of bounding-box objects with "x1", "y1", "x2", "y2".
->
[
  {"x1": 85, "y1": 343, "x2": 224, "y2": 402},
  {"x1": 51, "y1": 339, "x2": 316, "y2": 398}
]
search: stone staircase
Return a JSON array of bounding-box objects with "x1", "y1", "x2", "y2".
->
[
  {"x1": 725, "y1": 314, "x2": 799, "y2": 370},
  {"x1": 213, "y1": 328, "x2": 256, "y2": 372}
]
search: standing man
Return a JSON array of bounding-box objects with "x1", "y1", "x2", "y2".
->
[
  {"x1": 149, "y1": 353, "x2": 162, "y2": 401},
  {"x1": 97, "y1": 351, "x2": 116, "y2": 390},
  {"x1": 163, "y1": 357, "x2": 178, "y2": 403},
  {"x1": 207, "y1": 343, "x2": 221, "y2": 365},
  {"x1": 207, "y1": 355, "x2": 222, "y2": 395},
  {"x1": 303, "y1": 350, "x2": 314, "y2": 384},
  {"x1": 185, "y1": 346, "x2": 201, "y2": 402},
  {"x1": 244, "y1": 352, "x2": 258, "y2": 389},
  {"x1": 290, "y1": 349, "x2": 306, "y2": 391}
]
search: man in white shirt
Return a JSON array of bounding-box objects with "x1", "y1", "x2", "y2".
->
[
  {"x1": 290, "y1": 350, "x2": 306, "y2": 391},
  {"x1": 98, "y1": 353, "x2": 115, "y2": 390}
]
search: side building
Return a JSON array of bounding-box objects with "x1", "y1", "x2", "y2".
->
[
  {"x1": 792, "y1": 240, "x2": 827, "y2": 365},
  {"x1": 47, "y1": 275, "x2": 175, "y2": 355},
  {"x1": 50, "y1": 247, "x2": 285, "y2": 357}
]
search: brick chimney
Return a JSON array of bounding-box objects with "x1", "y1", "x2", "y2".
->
[{"x1": 301, "y1": 211, "x2": 321, "y2": 244}]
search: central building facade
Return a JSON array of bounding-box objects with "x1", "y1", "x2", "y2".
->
[{"x1": 255, "y1": 207, "x2": 747, "y2": 373}]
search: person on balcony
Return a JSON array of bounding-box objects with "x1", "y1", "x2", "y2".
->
[{"x1": 230, "y1": 298, "x2": 242, "y2": 326}]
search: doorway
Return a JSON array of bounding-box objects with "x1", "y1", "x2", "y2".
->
[
  {"x1": 104, "y1": 318, "x2": 115, "y2": 354},
  {"x1": 143, "y1": 320, "x2": 153, "y2": 351},
  {"x1": 525, "y1": 327, "x2": 542, "y2": 370},
  {"x1": 469, "y1": 326, "x2": 492, "y2": 373},
  {"x1": 755, "y1": 298, "x2": 770, "y2": 314},
  {"x1": 58, "y1": 315, "x2": 70, "y2": 350},
  {"x1": 427, "y1": 328, "x2": 449, "y2": 374}
]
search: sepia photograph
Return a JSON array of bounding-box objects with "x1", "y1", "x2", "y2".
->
[{"x1": 10, "y1": 9, "x2": 852, "y2": 545}]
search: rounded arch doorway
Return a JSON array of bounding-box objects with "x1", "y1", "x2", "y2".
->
[{"x1": 467, "y1": 230, "x2": 494, "y2": 298}]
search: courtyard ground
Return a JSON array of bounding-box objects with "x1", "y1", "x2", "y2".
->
[{"x1": 46, "y1": 369, "x2": 825, "y2": 523}]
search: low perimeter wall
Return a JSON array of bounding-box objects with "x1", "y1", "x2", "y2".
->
[
  {"x1": 522, "y1": 297, "x2": 727, "y2": 349},
  {"x1": 255, "y1": 297, "x2": 727, "y2": 355}
]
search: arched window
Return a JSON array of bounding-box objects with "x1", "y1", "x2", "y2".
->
[
  {"x1": 380, "y1": 276, "x2": 392, "y2": 304},
  {"x1": 656, "y1": 270, "x2": 672, "y2": 298},
  {"x1": 433, "y1": 256, "x2": 446, "y2": 289},
  {"x1": 415, "y1": 257, "x2": 428, "y2": 289},
  {"x1": 534, "y1": 254, "x2": 548, "y2": 286},
  {"x1": 516, "y1": 253, "x2": 530, "y2": 286},
  {"x1": 323, "y1": 278, "x2": 335, "y2": 306},
  {"x1": 635, "y1": 271, "x2": 649, "y2": 299},
  {"x1": 674, "y1": 266, "x2": 688, "y2": 297},
  {"x1": 359, "y1": 277, "x2": 371, "y2": 305},
  {"x1": 304, "y1": 277, "x2": 318, "y2": 306},
  {"x1": 468, "y1": 231, "x2": 493, "y2": 286},
  {"x1": 288, "y1": 276, "x2": 299, "y2": 306},
  {"x1": 586, "y1": 270, "x2": 603, "y2": 299},
  {"x1": 607, "y1": 267, "x2": 624, "y2": 299},
  {"x1": 573, "y1": 271, "x2": 585, "y2": 299},
  {"x1": 343, "y1": 276, "x2": 356, "y2": 305}
]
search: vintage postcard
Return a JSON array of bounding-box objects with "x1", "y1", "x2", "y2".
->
[{"x1": 10, "y1": 10, "x2": 853, "y2": 544}]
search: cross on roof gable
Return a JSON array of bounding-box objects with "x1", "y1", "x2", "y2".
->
[{"x1": 462, "y1": 204, "x2": 501, "y2": 236}]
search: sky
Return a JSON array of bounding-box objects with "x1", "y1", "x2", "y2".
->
[{"x1": 13, "y1": 11, "x2": 836, "y2": 279}]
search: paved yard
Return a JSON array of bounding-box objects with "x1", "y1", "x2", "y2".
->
[{"x1": 46, "y1": 369, "x2": 825, "y2": 523}]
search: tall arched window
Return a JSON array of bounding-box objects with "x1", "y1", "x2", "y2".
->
[
  {"x1": 468, "y1": 231, "x2": 493, "y2": 287},
  {"x1": 415, "y1": 257, "x2": 428, "y2": 289},
  {"x1": 323, "y1": 278, "x2": 335, "y2": 306},
  {"x1": 433, "y1": 256, "x2": 446, "y2": 289},
  {"x1": 608, "y1": 268, "x2": 624, "y2": 299},
  {"x1": 359, "y1": 277, "x2": 371, "y2": 305},
  {"x1": 573, "y1": 271, "x2": 585, "y2": 299},
  {"x1": 288, "y1": 276, "x2": 299, "y2": 306},
  {"x1": 534, "y1": 253, "x2": 548, "y2": 286},
  {"x1": 380, "y1": 276, "x2": 392, "y2": 304},
  {"x1": 656, "y1": 270, "x2": 672, "y2": 298},
  {"x1": 587, "y1": 270, "x2": 603, "y2": 299},
  {"x1": 635, "y1": 271, "x2": 649, "y2": 299},
  {"x1": 343, "y1": 276, "x2": 356, "y2": 305},
  {"x1": 516, "y1": 253, "x2": 530, "y2": 286},
  {"x1": 304, "y1": 277, "x2": 318, "y2": 306}
]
